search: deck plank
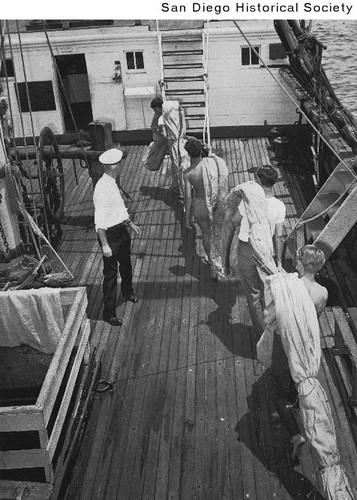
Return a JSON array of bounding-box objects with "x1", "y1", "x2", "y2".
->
[{"x1": 52, "y1": 138, "x2": 357, "y2": 500}]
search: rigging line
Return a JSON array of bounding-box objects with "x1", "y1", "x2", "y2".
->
[
  {"x1": 41, "y1": 22, "x2": 91, "y2": 172},
  {"x1": 156, "y1": 20, "x2": 166, "y2": 101},
  {"x1": 291, "y1": 52, "x2": 355, "y2": 136},
  {"x1": 10, "y1": 153, "x2": 71, "y2": 278},
  {"x1": 286, "y1": 63, "x2": 353, "y2": 158},
  {"x1": 0, "y1": 31, "x2": 17, "y2": 161},
  {"x1": 232, "y1": 21, "x2": 357, "y2": 182},
  {"x1": 4, "y1": 22, "x2": 29, "y2": 157},
  {"x1": 203, "y1": 21, "x2": 211, "y2": 150},
  {"x1": 15, "y1": 21, "x2": 50, "y2": 238},
  {"x1": 313, "y1": 68, "x2": 357, "y2": 137},
  {"x1": 286, "y1": 38, "x2": 357, "y2": 143},
  {"x1": 313, "y1": 79, "x2": 322, "y2": 185},
  {"x1": 294, "y1": 182, "x2": 357, "y2": 229},
  {"x1": 4, "y1": 22, "x2": 38, "y2": 219},
  {"x1": 0, "y1": 125, "x2": 6, "y2": 159}
]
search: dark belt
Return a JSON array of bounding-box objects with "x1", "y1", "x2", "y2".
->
[{"x1": 106, "y1": 221, "x2": 127, "y2": 231}]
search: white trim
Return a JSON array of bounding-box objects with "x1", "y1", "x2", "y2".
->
[{"x1": 124, "y1": 86, "x2": 156, "y2": 97}]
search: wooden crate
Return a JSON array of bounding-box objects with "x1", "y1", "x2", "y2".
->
[{"x1": 0, "y1": 287, "x2": 91, "y2": 499}]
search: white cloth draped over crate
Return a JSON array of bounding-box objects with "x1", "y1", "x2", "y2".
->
[
  {"x1": 0, "y1": 288, "x2": 64, "y2": 354},
  {"x1": 162, "y1": 100, "x2": 190, "y2": 193},
  {"x1": 261, "y1": 272, "x2": 356, "y2": 500},
  {"x1": 223, "y1": 180, "x2": 278, "y2": 275}
]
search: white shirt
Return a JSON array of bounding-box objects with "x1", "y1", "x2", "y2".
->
[
  {"x1": 93, "y1": 173, "x2": 129, "y2": 230},
  {"x1": 238, "y1": 196, "x2": 286, "y2": 242}
]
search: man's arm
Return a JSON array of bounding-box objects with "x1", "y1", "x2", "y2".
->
[
  {"x1": 97, "y1": 228, "x2": 112, "y2": 257},
  {"x1": 124, "y1": 218, "x2": 141, "y2": 236},
  {"x1": 184, "y1": 175, "x2": 193, "y2": 228},
  {"x1": 222, "y1": 190, "x2": 243, "y2": 274},
  {"x1": 315, "y1": 286, "x2": 328, "y2": 318},
  {"x1": 273, "y1": 222, "x2": 284, "y2": 271}
]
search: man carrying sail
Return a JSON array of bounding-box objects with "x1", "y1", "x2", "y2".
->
[
  {"x1": 143, "y1": 97, "x2": 169, "y2": 173},
  {"x1": 223, "y1": 165, "x2": 285, "y2": 337},
  {"x1": 259, "y1": 245, "x2": 328, "y2": 461},
  {"x1": 162, "y1": 99, "x2": 190, "y2": 195},
  {"x1": 184, "y1": 137, "x2": 229, "y2": 279},
  {"x1": 256, "y1": 248, "x2": 356, "y2": 499}
]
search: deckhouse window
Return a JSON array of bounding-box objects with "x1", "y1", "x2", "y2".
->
[
  {"x1": 125, "y1": 51, "x2": 144, "y2": 71},
  {"x1": 241, "y1": 46, "x2": 260, "y2": 66}
]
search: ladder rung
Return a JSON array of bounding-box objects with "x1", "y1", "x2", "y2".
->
[
  {"x1": 163, "y1": 63, "x2": 203, "y2": 69},
  {"x1": 185, "y1": 114, "x2": 205, "y2": 119},
  {"x1": 164, "y1": 76, "x2": 204, "y2": 82},
  {"x1": 181, "y1": 101, "x2": 206, "y2": 107},
  {"x1": 163, "y1": 50, "x2": 203, "y2": 56},
  {"x1": 165, "y1": 89, "x2": 205, "y2": 95},
  {"x1": 186, "y1": 128, "x2": 204, "y2": 134}
]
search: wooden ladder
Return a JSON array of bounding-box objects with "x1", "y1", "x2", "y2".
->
[
  {"x1": 285, "y1": 158, "x2": 357, "y2": 261},
  {"x1": 159, "y1": 32, "x2": 207, "y2": 138}
]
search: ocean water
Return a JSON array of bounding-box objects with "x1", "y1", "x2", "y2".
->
[{"x1": 313, "y1": 20, "x2": 357, "y2": 115}]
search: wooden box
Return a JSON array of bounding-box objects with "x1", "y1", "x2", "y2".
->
[{"x1": 0, "y1": 287, "x2": 91, "y2": 499}]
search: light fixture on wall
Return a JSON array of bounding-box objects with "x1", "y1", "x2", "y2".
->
[{"x1": 113, "y1": 61, "x2": 122, "y2": 84}]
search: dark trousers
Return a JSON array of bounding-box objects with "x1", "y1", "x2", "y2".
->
[
  {"x1": 101, "y1": 223, "x2": 133, "y2": 318},
  {"x1": 270, "y1": 333, "x2": 300, "y2": 438},
  {"x1": 237, "y1": 241, "x2": 266, "y2": 337}
]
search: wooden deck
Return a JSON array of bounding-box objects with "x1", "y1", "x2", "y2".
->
[{"x1": 47, "y1": 138, "x2": 357, "y2": 499}]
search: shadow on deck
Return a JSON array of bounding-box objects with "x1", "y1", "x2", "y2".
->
[{"x1": 48, "y1": 138, "x2": 357, "y2": 500}]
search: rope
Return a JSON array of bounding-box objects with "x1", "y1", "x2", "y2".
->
[
  {"x1": 14, "y1": 21, "x2": 50, "y2": 237},
  {"x1": 284, "y1": 65, "x2": 352, "y2": 164},
  {"x1": 41, "y1": 22, "x2": 92, "y2": 173},
  {"x1": 203, "y1": 21, "x2": 211, "y2": 150},
  {"x1": 0, "y1": 24, "x2": 17, "y2": 159},
  {"x1": 232, "y1": 21, "x2": 357, "y2": 183},
  {"x1": 233, "y1": 21, "x2": 357, "y2": 243},
  {"x1": 12, "y1": 173, "x2": 74, "y2": 279},
  {"x1": 156, "y1": 20, "x2": 166, "y2": 101},
  {"x1": 279, "y1": 23, "x2": 357, "y2": 153},
  {"x1": 296, "y1": 176, "x2": 357, "y2": 229},
  {"x1": 4, "y1": 162, "x2": 21, "y2": 214},
  {"x1": 3, "y1": 22, "x2": 39, "y2": 221}
]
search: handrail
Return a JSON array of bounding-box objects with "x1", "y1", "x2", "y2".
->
[
  {"x1": 156, "y1": 21, "x2": 166, "y2": 101},
  {"x1": 203, "y1": 22, "x2": 211, "y2": 149}
]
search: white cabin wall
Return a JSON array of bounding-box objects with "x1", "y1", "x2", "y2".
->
[
  {"x1": 4, "y1": 47, "x2": 64, "y2": 138},
  {"x1": 120, "y1": 38, "x2": 161, "y2": 130},
  {"x1": 208, "y1": 33, "x2": 297, "y2": 127},
  {"x1": 84, "y1": 37, "x2": 161, "y2": 130},
  {"x1": 2, "y1": 27, "x2": 162, "y2": 137},
  {"x1": 84, "y1": 52, "x2": 127, "y2": 131},
  {"x1": 84, "y1": 45, "x2": 159, "y2": 132},
  {"x1": 2, "y1": 23, "x2": 299, "y2": 139}
]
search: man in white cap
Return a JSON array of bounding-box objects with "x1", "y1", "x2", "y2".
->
[{"x1": 93, "y1": 148, "x2": 140, "y2": 326}]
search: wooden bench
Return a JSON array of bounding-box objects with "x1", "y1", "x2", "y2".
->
[{"x1": 0, "y1": 287, "x2": 91, "y2": 499}]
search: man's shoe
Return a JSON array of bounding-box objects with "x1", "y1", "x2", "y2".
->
[
  {"x1": 125, "y1": 293, "x2": 138, "y2": 303},
  {"x1": 103, "y1": 315, "x2": 123, "y2": 326}
]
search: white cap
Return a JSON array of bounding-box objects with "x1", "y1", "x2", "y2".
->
[{"x1": 99, "y1": 148, "x2": 123, "y2": 165}]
